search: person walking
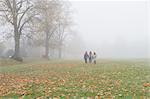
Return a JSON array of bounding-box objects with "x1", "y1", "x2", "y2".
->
[
  {"x1": 84, "y1": 51, "x2": 89, "y2": 63},
  {"x1": 93, "y1": 52, "x2": 97, "y2": 64},
  {"x1": 89, "y1": 51, "x2": 92, "y2": 63}
]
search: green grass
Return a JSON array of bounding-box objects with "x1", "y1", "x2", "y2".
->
[{"x1": 0, "y1": 59, "x2": 150, "y2": 98}]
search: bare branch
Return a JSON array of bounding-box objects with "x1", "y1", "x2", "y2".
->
[
  {"x1": 19, "y1": 14, "x2": 35, "y2": 34},
  {"x1": 3, "y1": 11, "x2": 13, "y2": 25},
  {"x1": 48, "y1": 27, "x2": 57, "y2": 39},
  {"x1": 16, "y1": 0, "x2": 27, "y2": 12},
  {"x1": 16, "y1": 0, "x2": 26, "y2": 5},
  {"x1": 17, "y1": 5, "x2": 33, "y2": 29},
  {"x1": 5, "y1": 0, "x2": 13, "y2": 13},
  {"x1": 0, "y1": 9, "x2": 8, "y2": 11}
]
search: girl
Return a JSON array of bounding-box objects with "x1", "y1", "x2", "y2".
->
[
  {"x1": 89, "y1": 51, "x2": 92, "y2": 63},
  {"x1": 84, "y1": 51, "x2": 89, "y2": 63},
  {"x1": 93, "y1": 52, "x2": 97, "y2": 64}
]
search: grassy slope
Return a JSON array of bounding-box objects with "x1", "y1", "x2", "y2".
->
[{"x1": 0, "y1": 59, "x2": 150, "y2": 98}]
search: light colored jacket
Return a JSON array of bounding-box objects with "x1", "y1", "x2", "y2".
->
[{"x1": 92, "y1": 54, "x2": 97, "y2": 61}]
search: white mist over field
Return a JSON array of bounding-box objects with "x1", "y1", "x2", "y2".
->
[
  {"x1": 71, "y1": 0, "x2": 150, "y2": 59},
  {"x1": 0, "y1": 0, "x2": 149, "y2": 60}
]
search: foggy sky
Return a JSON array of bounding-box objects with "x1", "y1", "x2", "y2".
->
[{"x1": 71, "y1": 1, "x2": 149, "y2": 58}]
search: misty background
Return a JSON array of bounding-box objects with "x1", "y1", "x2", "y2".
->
[
  {"x1": 0, "y1": 0, "x2": 149, "y2": 60},
  {"x1": 71, "y1": 0, "x2": 150, "y2": 59}
]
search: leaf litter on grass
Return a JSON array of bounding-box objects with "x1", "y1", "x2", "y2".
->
[{"x1": 0, "y1": 60, "x2": 150, "y2": 98}]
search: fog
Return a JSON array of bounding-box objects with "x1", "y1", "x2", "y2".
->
[
  {"x1": 71, "y1": 0, "x2": 150, "y2": 59},
  {"x1": 0, "y1": 0, "x2": 149, "y2": 60}
]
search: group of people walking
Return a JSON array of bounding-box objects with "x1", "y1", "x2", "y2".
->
[{"x1": 84, "y1": 51, "x2": 97, "y2": 64}]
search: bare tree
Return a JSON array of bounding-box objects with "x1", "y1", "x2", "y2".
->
[
  {"x1": 34, "y1": 0, "x2": 62, "y2": 59},
  {"x1": 57, "y1": 20, "x2": 69, "y2": 59},
  {"x1": 56, "y1": 1, "x2": 73, "y2": 59},
  {"x1": 0, "y1": 0, "x2": 35, "y2": 61}
]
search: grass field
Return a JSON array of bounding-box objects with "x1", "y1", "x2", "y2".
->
[{"x1": 0, "y1": 59, "x2": 150, "y2": 98}]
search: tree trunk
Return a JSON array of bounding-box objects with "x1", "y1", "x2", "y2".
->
[
  {"x1": 12, "y1": 0, "x2": 22, "y2": 61},
  {"x1": 45, "y1": 32, "x2": 49, "y2": 59},
  {"x1": 13, "y1": 33, "x2": 20, "y2": 58},
  {"x1": 12, "y1": 26, "x2": 22, "y2": 61},
  {"x1": 12, "y1": 31, "x2": 22, "y2": 61}
]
